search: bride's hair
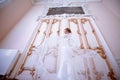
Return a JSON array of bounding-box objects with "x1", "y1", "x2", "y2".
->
[{"x1": 64, "y1": 28, "x2": 71, "y2": 33}]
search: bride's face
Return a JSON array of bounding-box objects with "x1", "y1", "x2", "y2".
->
[{"x1": 64, "y1": 30, "x2": 69, "y2": 34}]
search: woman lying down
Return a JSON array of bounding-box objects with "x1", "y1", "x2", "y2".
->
[{"x1": 34, "y1": 28, "x2": 110, "y2": 80}]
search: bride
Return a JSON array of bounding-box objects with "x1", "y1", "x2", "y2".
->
[
  {"x1": 57, "y1": 28, "x2": 80, "y2": 80},
  {"x1": 57, "y1": 28, "x2": 110, "y2": 80},
  {"x1": 35, "y1": 28, "x2": 111, "y2": 80}
]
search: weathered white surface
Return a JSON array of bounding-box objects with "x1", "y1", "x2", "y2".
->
[{"x1": 16, "y1": 17, "x2": 120, "y2": 80}]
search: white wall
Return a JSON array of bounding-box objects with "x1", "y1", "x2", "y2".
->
[
  {"x1": 0, "y1": 0, "x2": 32, "y2": 41},
  {"x1": 87, "y1": 2, "x2": 120, "y2": 59},
  {"x1": 102, "y1": 0, "x2": 120, "y2": 19},
  {"x1": 0, "y1": 5, "x2": 45, "y2": 52}
]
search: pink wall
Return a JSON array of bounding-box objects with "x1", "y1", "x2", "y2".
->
[
  {"x1": 102, "y1": 0, "x2": 120, "y2": 19},
  {"x1": 87, "y1": 2, "x2": 120, "y2": 59},
  {"x1": 0, "y1": 5, "x2": 45, "y2": 52},
  {"x1": 0, "y1": 0, "x2": 32, "y2": 41}
]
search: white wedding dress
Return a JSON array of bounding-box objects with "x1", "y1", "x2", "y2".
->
[
  {"x1": 57, "y1": 33, "x2": 77, "y2": 80},
  {"x1": 57, "y1": 33, "x2": 110, "y2": 80},
  {"x1": 35, "y1": 33, "x2": 111, "y2": 80}
]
